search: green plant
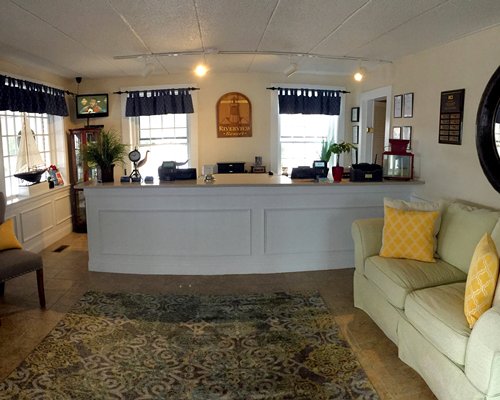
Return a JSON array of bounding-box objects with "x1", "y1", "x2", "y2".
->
[
  {"x1": 330, "y1": 142, "x2": 357, "y2": 167},
  {"x1": 83, "y1": 129, "x2": 127, "y2": 168},
  {"x1": 319, "y1": 139, "x2": 333, "y2": 162}
]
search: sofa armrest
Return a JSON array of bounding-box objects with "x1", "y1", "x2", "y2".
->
[
  {"x1": 465, "y1": 305, "x2": 500, "y2": 396},
  {"x1": 351, "y1": 218, "x2": 384, "y2": 276}
]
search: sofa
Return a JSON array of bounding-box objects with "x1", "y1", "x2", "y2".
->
[{"x1": 352, "y1": 200, "x2": 500, "y2": 400}]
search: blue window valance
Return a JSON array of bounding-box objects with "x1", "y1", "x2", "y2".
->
[
  {"x1": 278, "y1": 88, "x2": 342, "y2": 115},
  {"x1": 0, "y1": 75, "x2": 68, "y2": 116},
  {"x1": 125, "y1": 89, "x2": 194, "y2": 116}
]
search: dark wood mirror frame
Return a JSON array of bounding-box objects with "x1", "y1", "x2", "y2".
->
[{"x1": 476, "y1": 65, "x2": 500, "y2": 193}]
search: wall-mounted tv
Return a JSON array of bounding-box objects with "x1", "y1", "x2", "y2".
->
[{"x1": 75, "y1": 93, "x2": 108, "y2": 119}]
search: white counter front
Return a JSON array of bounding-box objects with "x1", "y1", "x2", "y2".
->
[{"x1": 81, "y1": 175, "x2": 423, "y2": 275}]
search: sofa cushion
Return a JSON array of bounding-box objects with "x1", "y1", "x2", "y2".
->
[
  {"x1": 464, "y1": 233, "x2": 499, "y2": 328},
  {"x1": 380, "y1": 206, "x2": 439, "y2": 262},
  {"x1": 405, "y1": 282, "x2": 470, "y2": 366},
  {"x1": 437, "y1": 202, "x2": 500, "y2": 274},
  {"x1": 365, "y1": 255, "x2": 466, "y2": 309}
]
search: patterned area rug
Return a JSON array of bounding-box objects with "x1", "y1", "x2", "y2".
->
[{"x1": 0, "y1": 291, "x2": 378, "y2": 399}]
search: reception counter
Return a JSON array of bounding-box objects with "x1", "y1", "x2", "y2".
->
[{"x1": 80, "y1": 174, "x2": 423, "y2": 275}]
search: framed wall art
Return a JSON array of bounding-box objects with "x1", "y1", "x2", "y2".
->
[
  {"x1": 403, "y1": 92, "x2": 414, "y2": 118},
  {"x1": 216, "y1": 92, "x2": 252, "y2": 138},
  {"x1": 394, "y1": 95, "x2": 402, "y2": 118},
  {"x1": 439, "y1": 89, "x2": 465, "y2": 145},
  {"x1": 402, "y1": 126, "x2": 412, "y2": 149},
  {"x1": 352, "y1": 126, "x2": 359, "y2": 144},
  {"x1": 351, "y1": 107, "x2": 360, "y2": 122}
]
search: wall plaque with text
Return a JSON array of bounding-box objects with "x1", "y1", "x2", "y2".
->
[
  {"x1": 217, "y1": 92, "x2": 252, "y2": 138},
  {"x1": 439, "y1": 89, "x2": 465, "y2": 145}
]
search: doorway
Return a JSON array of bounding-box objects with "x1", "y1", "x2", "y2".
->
[{"x1": 359, "y1": 86, "x2": 392, "y2": 164}]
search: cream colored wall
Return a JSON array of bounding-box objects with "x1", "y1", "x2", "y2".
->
[
  {"x1": 362, "y1": 25, "x2": 500, "y2": 208},
  {"x1": 76, "y1": 72, "x2": 353, "y2": 172}
]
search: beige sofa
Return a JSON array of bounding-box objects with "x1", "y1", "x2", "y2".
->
[{"x1": 352, "y1": 201, "x2": 500, "y2": 400}]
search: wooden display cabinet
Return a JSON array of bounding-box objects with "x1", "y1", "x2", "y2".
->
[{"x1": 67, "y1": 127, "x2": 101, "y2": 232}]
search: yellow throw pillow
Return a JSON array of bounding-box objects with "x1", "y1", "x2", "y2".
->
[
  {"x1": 464, "y1": 233, "x2": 499, "y2": 328},
  {"x1": 0, "y1": 219, "x2": 23, "y2": 250},
  {"x1": 380, "y1": 206, "x2": 439, "y2": 262}
]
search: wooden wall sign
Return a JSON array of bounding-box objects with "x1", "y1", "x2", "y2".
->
[
  {"x1": 439, "y1": 89, "x2": 465, "y2": 145},
  {"x1": 216, "y1": 92, "x2": 252, "y2": 138}
]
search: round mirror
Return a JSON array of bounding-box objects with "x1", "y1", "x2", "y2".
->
[{"x1": 476, "y1": 65, "x2": 500, "y2": 193}]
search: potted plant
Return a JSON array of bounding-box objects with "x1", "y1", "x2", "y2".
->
[
  {"x1": 330, "y1": 141, "x2": 357, "y2": 182},
  {"x1": 82, "y1": 128, "x2": 127, "y2": 183}
]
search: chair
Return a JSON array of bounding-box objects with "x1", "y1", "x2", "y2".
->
[{"x1": 0, "y1": 192, "x2": 45, "y2": 323}]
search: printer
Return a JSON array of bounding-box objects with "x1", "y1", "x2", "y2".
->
[{"x1": 158, "y1": 161, "x2": 197, "y2": 181}]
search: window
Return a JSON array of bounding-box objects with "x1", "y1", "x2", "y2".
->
[
  {"x1": 279, "y1": 113, "x2": 339, "y2": 171},
  {"x1": 131, "y1": 113, "x2": 190, "y2": 178},
  {"x1": 0, "y1": 111, "x2": 53, "y2": 197}
]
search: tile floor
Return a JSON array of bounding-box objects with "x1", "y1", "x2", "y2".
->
[{"x1": 0, "y1": 232, "x2": 436, "y2": 399}]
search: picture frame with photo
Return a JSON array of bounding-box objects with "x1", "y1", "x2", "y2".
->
[
  {"x1": 402, "y1": 126, "x2": 412, "y2": 150},
  {"x1": 394, "y1": 95, "x2": 402, "y2": 118},
  {"x1": 392, "y1": 126, "x2": 401, "y2": 139},
  {"x1": 352, "y1": 126, "x2": 359, "y2": 144},
  {"x1": 403, "y1": 92, "x2": 414, "y2": 118},
  {"x1": 351, "y1": 107, "x2": 360, "y2": 122}
]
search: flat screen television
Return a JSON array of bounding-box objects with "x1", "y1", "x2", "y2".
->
[{"x1": 75, "y1": 93, "x2": 108, "y2": 119}]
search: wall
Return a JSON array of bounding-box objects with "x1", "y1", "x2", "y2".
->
[
  {"x1": 76, "y1": 72, "x2": 353, "y2": 172},
  {"x1": 362, "y1": 25, "x2": 500, "y2": 208}
]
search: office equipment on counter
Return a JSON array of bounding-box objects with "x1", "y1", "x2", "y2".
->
[
  {"x1": 217, "y1": 162, "x2": 245, "y2": 174},
  {"x1": 291, "y1": 166, "x2": 316, "y2": 179},
  {"x1": 350, "y1": 163, "x2": 383, "y2": 182},
  {"x1": 158, "y1": 160, "x2": 196, "y2": 181},
  {"x1": 383, "y1": 139, "x2": 414, "y2": 180},
  {"x1": 313, "y1": 160, "x2": 328, "y2": 178},
  {"x1": 144, "y1": 176, "x2": 154, "y2": 183}
]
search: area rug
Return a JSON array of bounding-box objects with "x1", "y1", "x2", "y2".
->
[{"x1": 0, "y1": 291, "x2": 378, "y2": 399}]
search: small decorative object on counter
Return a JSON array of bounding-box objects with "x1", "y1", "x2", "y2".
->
[
  {"x1": 48, "y1": 165, "x2": 64, "y2": 186},
  {"x1": 382, "y1": 139, "x2": 414, "y2": 180}
]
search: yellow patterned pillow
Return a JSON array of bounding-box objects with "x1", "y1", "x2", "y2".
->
[
  {"x1": 0, "y1": 219, "x2": 22, "y2": 250},
  {"x1": 380, "y1": 206, "x2": 439, "y2": 262},
  {"x1": 464, "y1": 233, "x2": 499, "y2": 328}
]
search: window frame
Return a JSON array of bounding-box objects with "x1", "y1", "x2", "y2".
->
[
  {"x1": 0, "y1": 110, "x2": 59, "y2": 198},
  {"x1": 269, "y1": 84, "x2": 346, "y2": 173},
  {"x1": 120, "y1": 84, "x2": 198, "y2": 172}
]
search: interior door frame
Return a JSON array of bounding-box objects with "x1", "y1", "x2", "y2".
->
[{"x1": 359, "y1": 86, "x2": 392, "y2": 163}]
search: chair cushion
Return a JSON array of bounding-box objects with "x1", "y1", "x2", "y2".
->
[
  {"x1": 464, "y1": 233, "x2": 499, "y2": 328},
  {"x1": 380, "y1": 206, "x2": 439, "y2": 262},
  {"x1": 437, "y1": 202, "x2": 500, "y2": 273},
  {"x1": 365, "y1": 255, "x2": 466, "y2": 309},
  {"x1": 405, "y1": 282, "x2": 470, "y2": 366},
  {"x1": 0, "y1": 249, "x2": 42, "y2": 281}
]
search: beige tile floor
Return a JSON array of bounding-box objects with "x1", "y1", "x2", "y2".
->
[{"x1": 0, "y1": 232, "x2": 436, "y2": 399}]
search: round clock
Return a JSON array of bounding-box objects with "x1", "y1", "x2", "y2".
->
[{"x1": 129, "y1": 149, "x2": 141, "y2": 163}]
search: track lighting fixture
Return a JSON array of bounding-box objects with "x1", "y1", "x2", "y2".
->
[{"x1": 284, "y1": 63, "x2": 297, "y2": 78}]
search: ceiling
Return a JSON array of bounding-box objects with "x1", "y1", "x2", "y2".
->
[{"x1": 1, "y1": 0, "x2": 500, "y2": 79}]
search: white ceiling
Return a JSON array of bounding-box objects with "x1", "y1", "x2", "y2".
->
[{"x1": 0, "y1": 0, "x2": 499, "y2": 79}]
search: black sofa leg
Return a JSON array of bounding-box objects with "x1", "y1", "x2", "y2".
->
[
  {"x1": 0, "y1": 281, "x2": 4, "y2": 296},
  {"x1": 36, "y1": 269, "x2": 46, "y2": 308}
]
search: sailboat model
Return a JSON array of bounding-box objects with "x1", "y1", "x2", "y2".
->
[{"x1": 14, "y1": 116, "x2": 47, "y2": 184}]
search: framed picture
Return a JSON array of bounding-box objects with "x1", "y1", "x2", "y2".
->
[
  {"x1": 403, "y1": 92, "x2": 414, "y2": 118},
  {"x1": 439, "y1": 89, "x2": 465, "y2": 145},
  {"x1": 351, "y1": 107, "x2": 359, "y2": 122},
  {"x1": 352, "y1": 126, "x2": 359, "y2": 144},
  {"x1": 351, "y1": 148, "x2": 358, "y2": 165},
  {"x1": 402, "y1": 126, "x2": 412, "y2": 149},
  {"x1": 216, "y1": 92, "x2": 252, "y2": 138},
  {"x1": 394, "y1": 95, "x2": 402, "y2": 118},
  {"x1": 392, "y1": 126, "x2": 401, "y2": 139}
]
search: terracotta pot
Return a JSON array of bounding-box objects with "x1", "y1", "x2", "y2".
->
[
  {"x1": 100, "y1": 164, "x2": 115, "y2": 183},
  {"x1": 332, "y1": 166, "x2": 344, "y2": 182}
]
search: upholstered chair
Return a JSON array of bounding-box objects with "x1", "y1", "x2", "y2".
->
[{"x1": 0, "y1": 192, "x2": 45, "y2": 320}]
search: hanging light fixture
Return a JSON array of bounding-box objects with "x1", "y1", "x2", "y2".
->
[
  {"x1": 141, "y1": 56, "x2": 155, "y2": 77},
  {"x1": 194, "y1": 63, "x2": 208, "y2": 77},
  {"x1": 354, "y1": 67, "x2": 366, "y2": 82}
]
